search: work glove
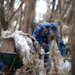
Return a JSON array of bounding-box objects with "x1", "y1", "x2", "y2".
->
[{"x1": 41, "y1": 43, "x2": 48, "y2": 50}]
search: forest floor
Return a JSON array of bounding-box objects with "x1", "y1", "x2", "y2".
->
[{"x1": 15, "y1": 50, "x2": 71, "y2": 75}]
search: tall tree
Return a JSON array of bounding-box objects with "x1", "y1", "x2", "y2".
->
[
  {"x1": 70, "y1": 0, "x2": 75, "y2": 75},
  {"x1": 0, "y1": 0, "x2": 6, "y2": 30},
  {"x1": 21, "y1": 0, "x2": 36, "y2": 33}
]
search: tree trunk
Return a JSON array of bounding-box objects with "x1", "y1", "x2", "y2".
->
[
  {"x1": 8, "y1": 0, "x2": 15, "y2": 22},
  {"x1": 70, "y1": 0, "x2": 75, "y2": 75},
  {"x1": 21, "y1": 0, "x2": 36, "y2": 33},
  {"x1": 0, "y1": 0, "x2": 6, "y2": 30},
  {"x1": 52, "y1": 0, "x2": 56, "y2": 15},
  {"x1": 58, "y1": 0, "x2": 62, "y2": 37}
]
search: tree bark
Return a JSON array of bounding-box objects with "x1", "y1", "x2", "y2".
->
[
  {"x1": 58, "y1": 0, "x2": 62, "y2": 37},
  {"x1": 52, "y1": 0, "x2": 56, "y2": 15},
  {"x1": 21, "y1": 0, "x2": 36, "y2": 33},
  {"x1": 70, "y1": 0, "x2": 75, "y2": 75},
  {"x1": 61, "y1": 0, "x2": 72, "y2": 18},
  {"x1": 0, "y1": 0, "x2": 6, "y2": 30}
]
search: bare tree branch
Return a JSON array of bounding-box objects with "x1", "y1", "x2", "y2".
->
[
  {"x1": 52, "y1": 0, "x2": 56, "y2": 14},
  {"x1": 61, "y1": 0, "x2": 72, "y2": 18},
  {"x1": 58, "y1": 0, "x2": 61, "y2": 19},
  {"x1": 8, "y1": 1, "x2": 24, "y2": 24},
  {"x1": 71, "y1": 0, "x2": 75, "y2": 75}
]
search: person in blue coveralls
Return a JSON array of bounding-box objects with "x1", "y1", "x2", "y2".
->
[{"x1": 32, "y1": 21, "x2": 67, "y2": 71}]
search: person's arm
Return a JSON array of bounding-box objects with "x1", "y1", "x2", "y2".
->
[{"x1": 56, "y1": 35, "x2": 67, "y2": 56}]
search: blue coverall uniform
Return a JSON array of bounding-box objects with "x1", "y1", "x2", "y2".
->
[{"x1": 33, "y1": 22, "x2": 67, "y2": 64}]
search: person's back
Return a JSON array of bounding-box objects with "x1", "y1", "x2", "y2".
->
[{"x1": 33, "y1": 22, "x2": 58, "y2": 45}]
